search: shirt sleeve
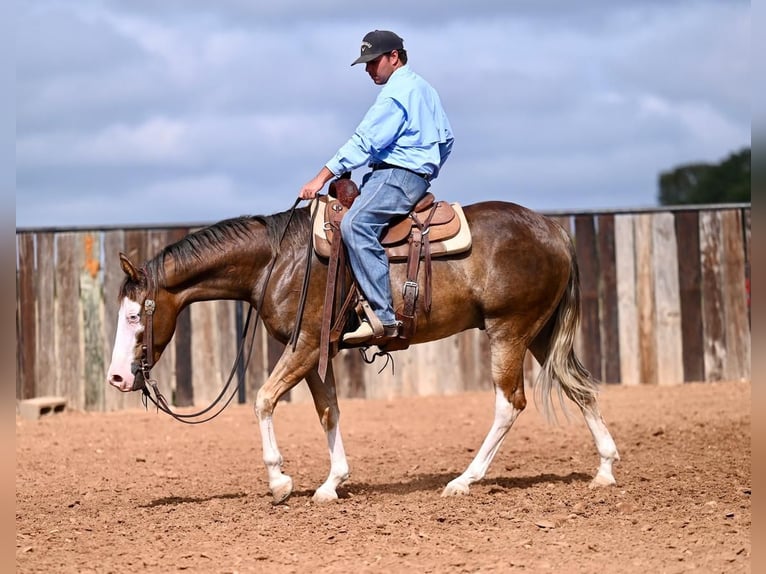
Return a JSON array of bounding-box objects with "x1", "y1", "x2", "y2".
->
[
  {"x1": 439, "y1": 131, "x2": 454, "y2": 167},
  {"x1": 326, "y1": 97, "x2": 406, "y2": 176}
]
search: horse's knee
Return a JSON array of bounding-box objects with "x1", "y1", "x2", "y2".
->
[
  {"x1": 511, "y1": 385, "x2": 527, "y2": 411},
  {"x1": 319, "y1": 406, "x2": 339, "y2": 432},
  {"x1": 254, "y1": 390, "x2": 276, "y2": 419}
]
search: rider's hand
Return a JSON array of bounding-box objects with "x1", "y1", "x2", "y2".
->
[
  {"x1": 299, "y1": 178, "x2": 323, "y2": 200},
  {"x1": 298, "y1": 167, "x2": 335, "y2": 201}
]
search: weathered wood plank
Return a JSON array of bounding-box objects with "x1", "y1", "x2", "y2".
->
[
  {"x1": 124, "y1": 229, "x2": 148, "y2": 266},
  {"x1": 720, "y1": 210, "x2": 750, "y2": 381},
  {"x1": 147, "y1": 229, "x2": 176, "y2": 393},
  {"x1": 216, "y1": 301, "x2": 238, "y2": 386},
  {"x1": 15, "y1": 205, "x2": 750, "y2": 411},
  {"x1": 103, "y1": 230, "x2": 143, "y2": 411},
  {"x1": 16, "y1": 291, "x2": 23, "y2": 401},
  {"x1": 574, "y1": 215, "x2": 602, "y2": 380},
  {"x1": 614, "y1": 215, "x2": 640, "y2": 385},
  {"x1": 651, "y1": 213, "x2": 684, "y2": 385},
  {"x1": 674, "y1": 211, "x2": 705, "y2": 382},
  {"x1": 190, "y1": 301, "x2": 220, "y2": 406},
  {"x1": 36, "y1": 233, "x2": 58, "y2": 397},
  {"x1": 365, "y1": 346, "x2": 402, "y2": 400},
  {"x1": 334, "y1": 348, "x2": 366, "y2": 399},
  {"x1": 81, "y1": 232, "x2": 105, "y2": 410},
  {"x1": 419, "y1": 337, "x2": 464, "y2": 396},
  {"x1": 743, "y1": 209, "x2": 751, "y2": 326},
  {"x1": 55, "y1": 233, "x2": 83, "y2": 409},
  {"x1": 174, "y1": 307, "x2": 194, "y2": 407},
  {"x1": 103, "y1": 231, "x2": 125, "y2": 411},
  {"x1": 699, "y1": 212, "x2": 726, "y2": 381},
  {"x1": 552, "y1": 216, "x2": 584, "y2": 361},
  {"x1": 244, "y1": 319, "x2": 269, "y2": 402},
  {"x1": 458, "y1": 328, "x2": 491, "y2": 392},
  {"x1": 160, "y1": 227, "x2": 192, "y2": 407},
  {"x1": 635, "y1": 214, "x2": 657, "y2": 384},
  {"x1": 17, "y1": 233, "x2": 36, "y2": 400},
  {"x1": 210, "y1": 300, "x2": 242, "y2": 403},
  {"x1": 597, "y1": 214, "x2": 620, "y2": 383},
  {"x1": 146, "y1": 229, "x2": 168, "y2": 261},
  {"x1": 397, "y1": 345, "x2": 421, "y2": 398}
]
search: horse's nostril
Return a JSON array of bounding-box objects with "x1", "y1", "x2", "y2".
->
[{"x1": 110, "y1": 375, "x2": 123, "y2": 383}]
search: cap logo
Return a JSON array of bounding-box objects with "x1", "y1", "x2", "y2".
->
[{"x1": 360, "y1": 41, "x2": 372, "y2": 53}]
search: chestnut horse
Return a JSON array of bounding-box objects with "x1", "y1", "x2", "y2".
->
[{"x1": 107, "y1": 200, "x2": 619, "y2": 504}]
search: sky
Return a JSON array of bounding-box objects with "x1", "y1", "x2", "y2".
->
[{"x1": 15, "y1": 0, "x2": 751, "y2": 229}]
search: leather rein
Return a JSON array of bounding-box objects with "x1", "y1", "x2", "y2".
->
[{"x1": 136, "y1": 197, "x2": 308, "y2": 424}]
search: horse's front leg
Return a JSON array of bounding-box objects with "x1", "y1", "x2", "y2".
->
[
  {"x1": 254, "y1": 346, "x2": 317, "y2": 504},
  {"x1": 304, "y1": 365, "x2": 350, "y2": 503}
]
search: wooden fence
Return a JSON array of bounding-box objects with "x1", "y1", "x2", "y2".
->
[{"x1": 15, "y1": 204, "x2": 750, "y2": 411}]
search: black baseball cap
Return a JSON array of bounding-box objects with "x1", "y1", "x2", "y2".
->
[{"x1": 351, "y1": 30, "x2": 404, "y2": 66}]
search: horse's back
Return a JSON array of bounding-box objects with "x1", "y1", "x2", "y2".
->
[
  {"x1": 461, "y1": 200, "x2": 571, "y2": 263},
  {"x1": 396, "y1": 200, "x2": 574, "y2": 343}
]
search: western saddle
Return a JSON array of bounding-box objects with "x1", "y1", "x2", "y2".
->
[{"x1": 312, "y1": 176, "x2": 471, "y2": 379}]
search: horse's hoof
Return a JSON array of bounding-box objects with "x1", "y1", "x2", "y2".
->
[
  {"x1": 312, "y1": 487, "x2": 339, "y2": 503},
  {"x1": 270, "y1": 475, "x2": 294, "y2": 505},
  {"x1": 589, "y1": 473, "x2": 616, "y2": 488},
  {"x1": 441, "y1": 480, "x2": 470, "y2": 497}
]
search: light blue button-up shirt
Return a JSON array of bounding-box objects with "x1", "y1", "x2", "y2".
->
[{"x1": 326, "y1": 65, "x2": 454, "y2": 180}]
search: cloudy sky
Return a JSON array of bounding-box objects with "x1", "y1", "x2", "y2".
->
[{"x1": 16, "y1": 0, "x2": 750, "y2": 228}]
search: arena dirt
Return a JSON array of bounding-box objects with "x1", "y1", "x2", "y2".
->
[{"x1": 16, "y1": 380, "x2": 750, "y2": 573}]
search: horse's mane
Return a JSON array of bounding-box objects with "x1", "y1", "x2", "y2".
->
[
  {"x1": 254, "y1": 205, "x2": 312, "y2": 254},
  {"x1": 142, "y1": 206, "x2": 312, "y2": 285}
]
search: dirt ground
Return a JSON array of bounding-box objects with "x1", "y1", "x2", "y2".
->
[{"x1": 16, "y1": 380, "x2": 750, "y2": 573}]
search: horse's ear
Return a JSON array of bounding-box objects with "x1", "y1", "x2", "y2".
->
[{"x1": 119, "y1": 252, "x2": 141, "y2": 282}]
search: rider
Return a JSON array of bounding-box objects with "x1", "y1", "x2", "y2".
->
[{"x1": 299, "y1": 30, "x2": 454, "y2": 345}]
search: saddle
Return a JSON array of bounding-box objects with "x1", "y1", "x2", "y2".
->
[
  {"x1": 313, "y1": 189, "x2": 471, "y2": 261},
  {"x1": 313, "y1": 176, "x2": 472, "y2": 379}
]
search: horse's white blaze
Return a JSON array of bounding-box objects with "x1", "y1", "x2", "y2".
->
[{"x1": 107, "y1": 297, "x2": 143, "y2": 392}]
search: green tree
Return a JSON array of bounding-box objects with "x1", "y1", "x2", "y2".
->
[{"x1": 658, "y1": 147, "x2": 750, "y2": 205}]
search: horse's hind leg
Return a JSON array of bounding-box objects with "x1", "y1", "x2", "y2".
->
[
  {"x1": 442, "y1": 339, "x2": 527, "y2": 497},
  {"x1": 576, "y1": 398, "x2": 620, "y2": 487},
  {"x1": 304, "y1": 365, "x2": 350, "y2": 502},
  {"x1": 528, "y1": 330, "x2": 620, "y2": 488}
]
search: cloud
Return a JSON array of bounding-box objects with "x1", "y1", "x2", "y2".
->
[{"x1": 16, "y1": 0, "x2": 750, "y2": 227}]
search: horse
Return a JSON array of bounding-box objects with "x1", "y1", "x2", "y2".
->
[{"x1": 107, "y1": 199, "x2": 620, "y2": 504}]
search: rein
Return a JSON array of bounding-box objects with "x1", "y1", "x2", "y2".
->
[{"x1": 137, "y1": 197, "x2": 304, "y2": 424}]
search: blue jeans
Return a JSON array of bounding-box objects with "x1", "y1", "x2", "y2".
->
[{"x1": 340, "y1": 168, "x2": 430, "y2": 325}]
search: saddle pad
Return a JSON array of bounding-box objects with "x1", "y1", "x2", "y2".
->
[{"x1": 312, "y1": 197, "x2": 472, "y2": 261}]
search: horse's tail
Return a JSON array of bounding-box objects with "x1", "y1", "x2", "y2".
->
[{"x1": 533, "y1": 231, "x2": 600, "y2": 423}]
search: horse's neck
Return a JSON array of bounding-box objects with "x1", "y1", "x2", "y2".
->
[{"x1": 161, "y1": 242, "x2": 272, "y2": 306}]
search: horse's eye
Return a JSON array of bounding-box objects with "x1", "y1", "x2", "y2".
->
[{"x1": 127, "y1": 314, "x2": 140, "y2": 324}]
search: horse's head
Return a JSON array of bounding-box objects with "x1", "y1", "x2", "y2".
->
[{"x1": 107, "y1": 253, "x2": 177, "y2": 392}]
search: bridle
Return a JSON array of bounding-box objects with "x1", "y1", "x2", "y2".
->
[
  {"x1": 134, "y1": 197, "x2": 308, "y2": 424},
  {"x1": 134, "y1": 258, "x2": 259, "y2": 424}
]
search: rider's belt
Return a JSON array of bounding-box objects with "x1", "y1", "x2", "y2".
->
[{"x1": 370, "y1": 162, "x2": 431, "y2": 182}]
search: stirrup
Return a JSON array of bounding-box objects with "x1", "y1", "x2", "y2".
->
[
  {"x1": 355, "y1": 298, "x2": 385, "y2": 337},
  {"x1": 343, "y1": 321, "x2": 375, "y2": 344},
  {"x1": 343, "y1": 320, "x2": 400, "y2": 345}
]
